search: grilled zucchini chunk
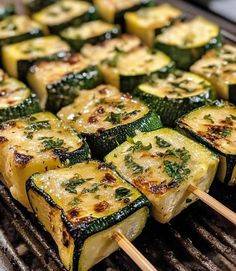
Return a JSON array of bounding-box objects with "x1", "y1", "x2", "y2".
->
[
  {"x1": 0, "y1": 112, "x2": 90, "y2": 210},
  {"x1": 94, "y1": 0, "x2": 154, "y2": 27},
  {"x1": 81, "y1": 34, "x2": 141, "y2": 65},
  {"x1": 100, "y1": 46, "x2": 174, "y2": 91},
  {"x1": 134, "y1": 70, "x2": 216, "y2": 126},
  {"x1": 58, "y1": 85, "x2": 162, "y2": 158},
  {"x1": 177, "y1": 102, "x2": 236, "y2": 186},
  {"x1": 23, "y1": 0, "x2": 57, "y2": 13},
  {"x1": 155, "y1": 16, "x2": 222, "y2": 70},
  {"x1": 2, "y1": 36, "x2": 70, "y2": 79},
  {"x1": 32, "y1": 0, "x2": 97, "y2": 34},
  {"x1": 60, "y1": 20, "x2": 121, "y2": 51},
  {"x1": 0, "y1": 15, "x2": 44, "y2": 47},
  {"x1": 106, "y1": 128, "x2": 219, "y2": 223},
  {"x1": 0, "y1": 71, "x2": 40, "y2": 122},
  {"x1": 0, "y1": 4, "x2": 15, "y2": 21},
  {"x1": 27, "y1": 53, "x2": 103, "y2": 112},
  {"x1": 125, "y1": 4, "x2": 183, "y2": 47},
  {"x1": 191, "y1": 45, "x2": 236, "y2": 103},
  {"x1": 26, "y1": 161, "x2": 149, "y2": 271}
]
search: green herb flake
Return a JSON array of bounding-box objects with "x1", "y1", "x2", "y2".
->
[
  {"x1": 68, "y1": 197, "x2": 81, "y2": 206},
  {"x1": 115, "y1": 187, "x2": 131, "y2": 200},
  {"x1": 127, "y1": 141, "x2": 152, "y2": 153},
  {"x1": 155, "y1": 136, "x2": 171, "y2": 148},
  {"x1": 39, "y1": 137, "x2": 64, "y2": 151},
  {"x1": 105, "y1": 112, "x2": 122, "y2": 125},
  {"x1": 220, "y1": 127, "x2": 232, "y2": 137},
  {"x1": 203, "y1": 114, "x2": 214, "y2": 124},
  {"x1": 159, "y1": 147, "x2": 191, "y2": 164},
  {"x1": 163, "y1": 160, "x2": 190, "y2": 182},
  {"x1": 24, "y1": 121, "x2": 51, "y2": 139},
  {"x1": 61, "y1": 176, "x2": 85, "y2": 194},
  {"x1": 124, "y1": 154, "x2": 143, "y2": 174},
  {"x1": 230, "y1": 114, "x2": 236, "y2": 120}
]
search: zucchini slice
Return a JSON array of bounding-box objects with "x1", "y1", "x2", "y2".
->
[
  {"x1": 2, "y1": 35, "x2": 70, "y2": 79},
  {"x1": 23, "y1": 0, "x2": 57, "y2": 13},
  {"x1": 0, "y1": 4, "x2": 15, "y2": 21},
  {"x1": 27, "y1": 52, "x2": 103, "y2": 112},
  {"x1": 81, "y1": 34, "x2": 142, "y2": 65},
  {"x1": 32, "y1": 0, "x2": 97, "y2": 34},
  {"x1": 0, "y1": 15, "x2": 44, "y2": 47},
  {"x1": 105, "y1": 128, "x2": 219, "y2": 223},
  {"x1": 177, "y1": 101, "x2": 236, "y2": 186},
  {"x1": 94, "y1": 0, "x2": 154, "y2": 27},
  {"x1": 0, "y1": 112, "x2": 90, "y2": 210},
  {"x1": 26, "y1": 161, "x2": 149, "y2": 271},
  {"x1": 60, "y1": 20, "x2": 121, "y2": 51},
  {"x1": 125, "y1": 4, "x2": 183, "y2": 47},
  {"x1": 58, "y1": 84, "x2": 162, "y2": 158},
  {"x1": 99, "y1": 46, "x2": 174, "y2": 91},
  {"x1": 134, "y1": 70, "x2": 216, "y2": 126},
  {"x1": 155, "y1": 16, "x2": 222, "y2": 69},
  {"x1": 191, "y1": 44, "x2": 236, "y2": 103},
  {"x1": 0, "y1": 71, "x2": 40, "y2": 122}
]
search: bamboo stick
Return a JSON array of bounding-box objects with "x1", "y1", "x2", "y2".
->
[
  {"x1": 113, "y1": 231, "x2": 157, "y2": 271},
  {"x1": 188, "y1": 184, "x2": 236, "y2": 225}
]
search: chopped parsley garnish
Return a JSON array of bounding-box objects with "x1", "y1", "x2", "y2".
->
[
  {"x1": 39, "y1": 137, "x2": 64, "y2": 151},
  {"x1": 82, "y1": 183, "x2": 100, "y2": 194},
  {"x1": 155, "y1": 136, "x2": 171, "y2": 148},
  {"x1": 105, "y1": 112, "x2": 122, "y2": 125},
  {"x1": 163, "y1": 160, "x2": 190, "y2": 182},
  {"x1": 127, "y1": 140, "x2": 152, "y2": 153},
  {"x1": 68, "y1": 197, "x2": 81, "y2": 206},
  {"x1": 24, "y1": 121, "x2": 51, "y2": 139},
  {"x1": 115, "y1": 187, "x2": 131, "y2": 200},
  {"x1": 124, "y1": 154, "x2": 143, "y2": 174},
  {"x1": 203, "y1": 114, "x2": 214, "y2": 124},
  {"x1": 158, "y1": 147, "x2": 191, "y2": 164},
  {"x1": 230, "y1": 114, "x2": 236, "y2": 120},
  {"x1": 61, "y1": 176, "x2": 85, "y2": 194},
  {"x1": 103, "y1": 54, "x2": 119, "y2": 67}
]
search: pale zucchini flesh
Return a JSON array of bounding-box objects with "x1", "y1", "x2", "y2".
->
[
  {"x1": 27, "y1": 161, "x2": 149, "y2": 271},
  {"x1": 177, "y1": 102, "x2": 236, "y2": 185},
  {"x1": 0, "y1": 112, "x2": 88, "y2": 210},
  {"x1": 191, "y1": 44, "x2": 236, "y2": 102},
  {"x1": 125, "y1": 4, "x2": 183, "y2": 46},
  {"x1": 106, "y1": 128, "x2": 219, "y2": 223},
  {"x1": 81, "y1": 34, "x2": 142, "y2": 65},
  {"x1": 2, "y1": 36, "x2": 70, "y2": 78}
]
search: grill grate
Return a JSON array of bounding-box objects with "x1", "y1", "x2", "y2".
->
[{"x1": 0, "y1": 0, "x2": 236, "y2": 270}]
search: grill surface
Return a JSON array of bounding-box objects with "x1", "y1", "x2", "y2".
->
[{"x1": 0, "y1": 0, "x2": 236, "y2": 270}]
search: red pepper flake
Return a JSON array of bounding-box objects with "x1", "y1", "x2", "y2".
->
[
  {"x1": 88, "y1": 115, "x2": 98, "y2": 123},
  {"x1": 94, "y1": 200, "x2": 110, "y2": 212},
  {"x1": 102, "y1": 173, "x2": 116, "y2": 183}
]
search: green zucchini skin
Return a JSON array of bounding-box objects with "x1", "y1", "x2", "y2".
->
[
  {"x1": 229, "y1": 85, "x2": 236, "y2": 104},
  {"x1": 53, "y1": 136, "x2": 91, "y2": 166},
  {"x1": 0, "y1": 4, "x2": 15, "y2": 20},
  {"x1": 134, "y1": 77, "x2": 216, "y2": 127},
  {"x1": 0, "y1": 92, "x2": 41, "y2": 123},
  {"x1": 120, "y1": 61, "x2": 175, "y2": 93},
  {"x1": 60, "y1": 26, "x2": 121, "y2": 52},
  {"x1": 0, "y1": 30, "x2": 44, "y2": 47},
  {"x1": 26, "y1": 171, "x2": 150, "y2": 271},
  {"x1": 154, "y1": 33, "x2": 222, "y2": 70},
  {"x1": 83, "y1": 110, "x2": 162, "y2": 159},
  {"x1": 47, "y1": 6, "x2": 99, "y2": 34},
  {"x1": 24, "y1": 0, "x2": 57, "y2": 13},
  {"x1": 46, "y1": 65, "x2": 103, "y2": 112},
  {"x1": 17, "y1": 50, "x2": 70, "y2": 81}
]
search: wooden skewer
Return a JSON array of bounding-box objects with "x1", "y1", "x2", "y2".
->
[
  {"x1": 188, "y1": 184, "x2": 236, "y2": 225},
  {"x1": 113, "y1": 231, "x2": 157, "y2": 271}
]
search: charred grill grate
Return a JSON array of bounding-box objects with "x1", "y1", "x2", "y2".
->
[
  {"x1": 0, "y1": 0, "x2": 236, "y2": 270},
  {"x1": 0, "y1": 182, "x2": 236, "y2": 271}
]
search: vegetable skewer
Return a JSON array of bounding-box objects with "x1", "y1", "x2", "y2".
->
[
  {"x1": 188, "y1": 184, "x2": 236, "y2": 225},
  {"x1": 113, "y1": 231, "x2": 157, "y2": 271}
]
